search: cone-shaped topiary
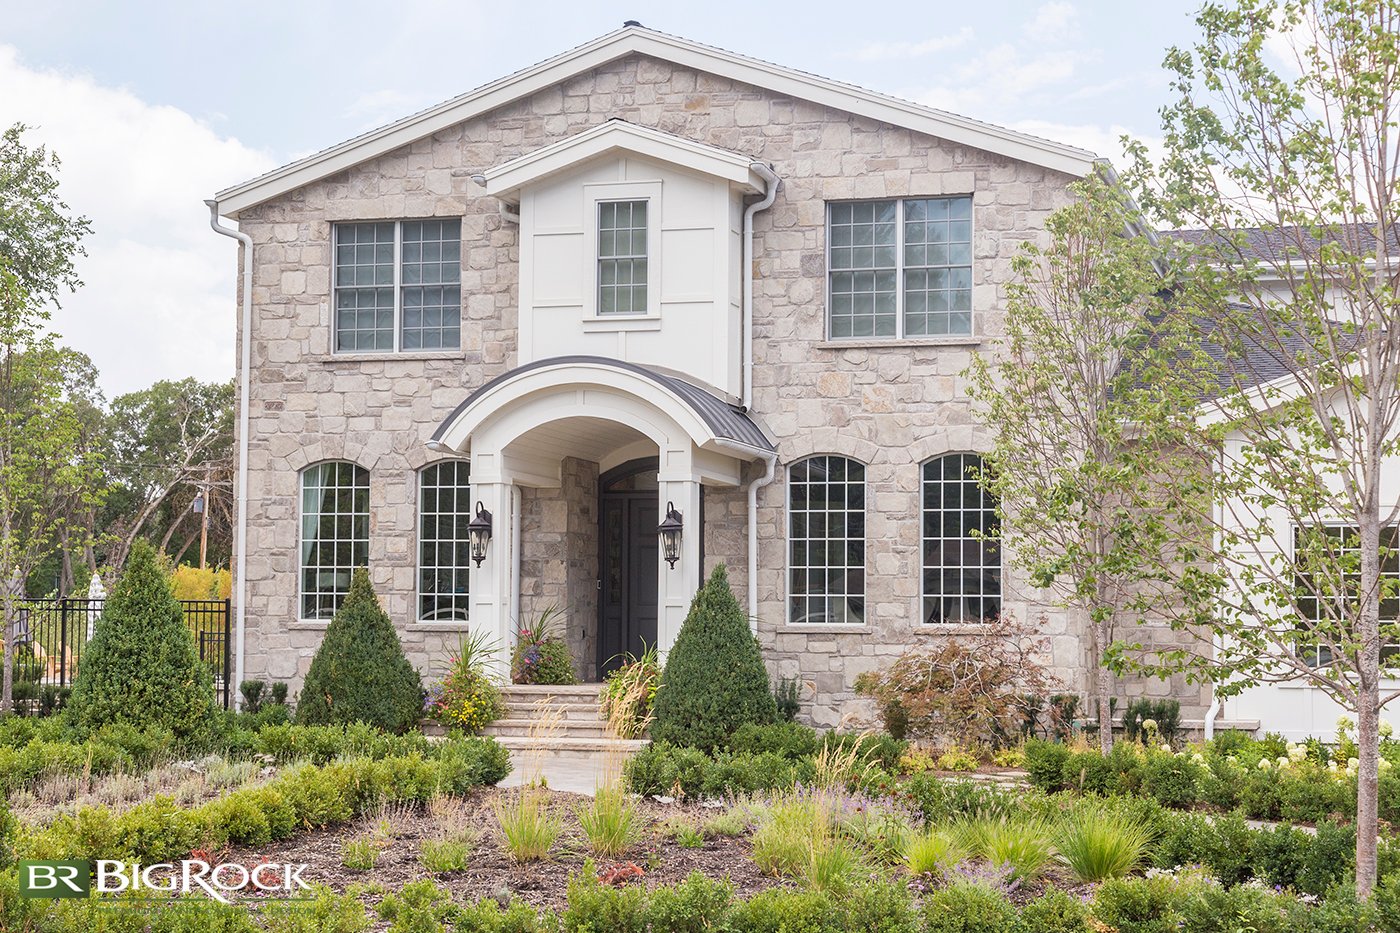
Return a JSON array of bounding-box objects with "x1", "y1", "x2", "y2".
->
[
  {"x1": 295, "y1": 568, "x2": 424, "y2": 732},
  {"x1": 650, "y1": 564, "x2": 776, "y2": 751},
  {"x1": 65, "y1": 540, "x2": 217, "y2": 740}
]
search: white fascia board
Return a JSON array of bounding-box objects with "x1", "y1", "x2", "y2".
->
[
  {"x1": 483, "y1": 122, "x2": 765, "y2": 202},
  {"x1": 212, "y1": 27, "x2": 1099, "y2": 217}
]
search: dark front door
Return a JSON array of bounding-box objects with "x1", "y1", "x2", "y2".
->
[{"x1": 598, "y1": 459, "x2": 660, "y2": 677}]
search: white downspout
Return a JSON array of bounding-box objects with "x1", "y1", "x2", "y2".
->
[
  {"x1": 510, "y1": 484, "x2": 522, "y2": 632},
  {"x1": 710, "y1": 440, "x2": 780, "y2": 626},
  {"x1": 205, "y1": 200, "x2": 252, "y2": 710},
  {"x1": 742, "y1": 163, "x2": 779, "y2": 410}
]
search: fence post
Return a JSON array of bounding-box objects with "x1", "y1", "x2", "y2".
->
[
  {"x1": 59, "y1": 599, "x2": 69, "y2": 691},
  {"x1": 223, "y1": 598, "x2": 232, "y2": 711}
]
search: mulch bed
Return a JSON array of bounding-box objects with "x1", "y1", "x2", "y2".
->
[{"x1": 224, "y1": 787, "x2": 789, "y2": 913}]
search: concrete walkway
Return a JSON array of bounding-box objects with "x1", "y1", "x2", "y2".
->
[{"x1": 496, "y1": 747, "x2": 636, "y2": 796}]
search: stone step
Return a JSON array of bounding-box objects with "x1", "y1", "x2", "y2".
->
[
  {"x1": 483, "y1": 717, "x2": 611, "y2": 738},
  {"x1": 488, "y1": 735, "x2": 649, "y2": 754},
  {"x1": 498, "y1": 683, "x2": 604, "y2": 697}
]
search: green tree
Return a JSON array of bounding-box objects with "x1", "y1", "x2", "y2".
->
[
  {"x1": 64, "y1": 539, "x2": 217, "y2": 738},
  {"x1": 651, "y1": 564, "x2": 776, "y2": 751},
  {"x1": 1123, "y1": 0, "x2": 1400, "y2": 895},
  {"x1": 296, "y1": 568, "x2": 424, "y2": 732},
  {"x1": 966, "y1": 176, "x2": 1219, "y2": 751},
  {"x1": 0, "y1": 123, "x2": 96, "y2": 712}
]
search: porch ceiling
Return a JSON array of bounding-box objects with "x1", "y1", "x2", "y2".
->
[{"x1": 505, "y1": 416, "x2": 650, "y2": 465}]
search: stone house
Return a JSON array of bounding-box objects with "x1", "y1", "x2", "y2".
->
[{"x1": 208, "y1": 24, "x2": 1188, "y2": 728}]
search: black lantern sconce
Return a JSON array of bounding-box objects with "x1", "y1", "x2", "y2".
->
[
  {"x1": 468, "y1": 501, "x2": 493, "y2": 567},
  {"x1": 658, "y1": 501, "x2": 684, "y2": 569}
]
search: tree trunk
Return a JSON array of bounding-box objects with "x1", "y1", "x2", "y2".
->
[
  {"x1": 1, "y1": 597, "x2": 12, "y2": 715},
  {"x1": 1095, "y1": 630, "x2": 1114, "y2": 753},
  {"x1": 1356, "y1": 509, "x2": 1383, "y2": 897}
]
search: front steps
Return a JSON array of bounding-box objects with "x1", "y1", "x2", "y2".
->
[{"x1": 481, "y1": 683, "x2": 648, "y2": 754}]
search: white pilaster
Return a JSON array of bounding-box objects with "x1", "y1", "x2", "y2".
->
[
  {"x1": 657, "y1": 445, "x2": 703, "y2": 662},
  {"x1": 468, "y1": 478, "x2": 514, "y2": 676}
]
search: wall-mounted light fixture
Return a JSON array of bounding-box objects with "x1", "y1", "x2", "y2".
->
[
  {"x1": 468, "y1": 501, "x2": 493, "y2": 567},
  {"x1": 658, "y1": 501, "x2": 683, "y2": 569}
]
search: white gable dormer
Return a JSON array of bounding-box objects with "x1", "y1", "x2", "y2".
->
[{"x1": 480, "y1": 120, "x2": 771, "y2": 397}]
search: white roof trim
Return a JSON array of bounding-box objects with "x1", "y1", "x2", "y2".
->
[
  {"x1": 213, "y1": 26, "x2": 1100, "y2": 216},
  {"x1": 482, "y1": 120, "x2": 768, "y2": 203}
]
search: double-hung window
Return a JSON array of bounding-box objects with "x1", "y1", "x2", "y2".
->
[
  {"x1": 922, "y1": 454, "x2": 1001, "y2": 624},
  {"x1": 788, "y1": 455, "x2": 866, "y2": 624},
  {"x1": 333, "y1": 219, "x2": 462, "y2": 352},
  {"x1": 418, "y1": 461, "x2": 472, "y2": 622},
  {"x1": 597, "y1": 200, "x2": 649, "y2": 315},
  {"x1": 300, "y1": 462, "x2": 369, "y2": 620},
  {"x1": 827, "y1": 196, "x2": 973, "y2": 339},
  {"x1": 1294, "y1": 524, "x2": 1400, "y2": 666}
]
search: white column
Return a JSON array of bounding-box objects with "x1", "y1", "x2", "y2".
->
[
  {"x1": 657, "y1": 445, "x2": 702, "y2": 662},
  {"x1": 469, "y1": 476, "x2": 514, "y2": 676}
]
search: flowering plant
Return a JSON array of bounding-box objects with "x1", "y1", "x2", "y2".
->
[
  {"x1": 510, "y1": 606, "x2": 578, "y2": 685},
  {"x1": 426, "y1": 629, "x2": 504, "y2": 733},
  {"x1": 601, "y1": 644, "x2": 661, "y2": 738}
]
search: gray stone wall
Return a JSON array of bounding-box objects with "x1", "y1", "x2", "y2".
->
[{"x1": 233, "y1": 51, "x2": 1204, "y2": 721}]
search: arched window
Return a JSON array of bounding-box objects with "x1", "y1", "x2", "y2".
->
[
  {"x1": 300, "y1": 462, "x2": 370, "y2": 620},
  {"x1": 789, "y1": 455, "x2": 865, "y2": 624},
  {"x1": 922, "y1": 453, "x2": 1000, "y2": 623},
  {"x1": 418, "y1": 460, "x2": 472, "y2": 621}
]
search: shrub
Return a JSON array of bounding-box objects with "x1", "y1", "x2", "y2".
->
[
  {"x1": 426, "y1": 629, "x2": 504, "y2": 733},
  {"x1": 623, "y1": 742, "x2": 805, "y2": 798},
  {"x1": 643, "y1": 872, "x2": 735, "y2": 932},
  {"x1": 774, "y1": 675, "x2": 802, "y2": 722},
  {"x1": 1092, "y1": 875, "x2": 1185, "y2": 933},
  {"x1": 296, "y1": 569, "x2": 424, "y2": 732},
  {"x1": 650, "y1": 565, "x2": 775, "y2": 751},
  {"x1": 902, "y1": 775, "x2": 1025, "y2": 824},
  {"x1": 1021, "y1": 887, "x2": 1095, "y2": 933},
  {"x1": 843, "y1": 880, "x2": 921, "y2": 933},
  {"x1": 377, "y1": 878, "x2": 456, "y2": 933},
  {"x1": 730, "y1": 889, "x2": 842, "y2": 933},
  {"x1": 1241, "y1": 765, "x2": 1284, "y2": 819},
  {"x1": 65, "y1": 541, "x2": 218, "y2": 741},
  {"x1": 1140, "y1": 753, "x2": 1202, "y2": 808},
  {"x1": 922, "y1": 882, "x2": 1019, "y2": 933},
  {"x1": 419, "y1": 837, "x2": 471, "y2": 873},
  {"x1": 1278, "y1": 764, "x2": 1350, "y2": 824},
  {"x1": 0, "y1": 796, "x2": 15, "y2": 869},
  {"x1": 1122, "y1": 698, "x2": 1182, "y2": 745},
  {"x1": 728, "y1": 721, "x2": 820, "y2": 759},
  {"x1": 560, "y1": 864, "x2": 646, "y2": 933},
  {"x1": 511, "y1": 606, "x2": 577, "y2": 685},
  {"x1": 820, "y1": 730, "x2": 908, "y2": 772},
  {"x1": 1055, "y1": 806, "x2": 1154, "y2": 882},
  {"x1": 456, "y1": 897, "x2": 552, "y2": 933},
  {"x1": 1152, "y1": 811, "x2": 1254, "y2": 887},
  {"x1": 1024, "y1": 738, "x2": 1071, "y2": 792},
  {"x1": 1062, "y1": 749, "x2": 1118, "y2": 794},
  {"x1": 854, "y1": 614, "x2": 1059, "y2": 747},
  {"x1": 1297, "y1": 820, "x2": 1356, "y2": 898},
  {"x1": 937, "y1": 745, "x2": 980, "y2": 772},
  {"x1": 1253, "y1": 823, "x2": 1308, "y2": 889},
  {"x1": 600, "y1": 645, "x2": 660, "y2": 738}
]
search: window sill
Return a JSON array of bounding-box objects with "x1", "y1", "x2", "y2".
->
[
  {"x1": 406, "y1": 621, "x2": 475, "y2": 633},
  {"x1": 313, "y1": 351, "x2": 467, "y2": 364},
  {"x1": 817, "y1": 338, "x2": 982, "y2": 350},
  {"x1": 581, "y1": 315, "x2": 662, "y2": 333},
  {"x1": 289, "y1": 620, "x2": 330, "y2": 631},
  {"x1": 780, "y1": 624, "x2": 873, "y2": 634}
]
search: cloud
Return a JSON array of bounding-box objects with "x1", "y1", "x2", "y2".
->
[
  {"x1": 1024, "y1": 2, "x2": 1078, "y2": 42},
  {"x1": 846, "y1": 28, "x2": 974, "y2": 62},
  {"x1": 344, "y1": 88, "x2": 433, "y2": 131},
  {"x1": 917, "y1": 43, "x2": 1082, "y2": 115},
  {"x1": 0, "y1": 45, "x2": 276, "y2": 397},
  {"x1": 1009, "y1": 119, "x2": 1164, "y2": 167}
]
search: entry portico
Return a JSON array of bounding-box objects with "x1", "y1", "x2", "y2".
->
[{"x1": 430, "y1": 355, "x2": 774, "y2": 676}]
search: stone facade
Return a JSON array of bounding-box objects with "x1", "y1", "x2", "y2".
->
[{"x1": 232, "y1": 50, "x2": 1205, "y2": 725}]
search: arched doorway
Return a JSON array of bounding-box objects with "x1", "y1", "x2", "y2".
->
[{"x1": 597, "y1": 457, "x2": 660, "y2": 677}]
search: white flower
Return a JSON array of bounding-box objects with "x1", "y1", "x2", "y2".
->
[
  {"x1": 1277, "y1": 756, "x2": 1292, "y2": 768},
  {"x1": 1160, "y1": 743, "x2": 1172, "y2": 754},
  {"x1": 1349, "y1": 757, "x2": 1360, "y2": 769},
  {"x1": 1382, "y1": 721, "x2": 1394, "y2": 739},
  {"x1": 1142, "y1": 718, "x2": 1158, "y2": 731},
  {"x1": 1192, "y1": 753, "x2": 1207, "y2": 764},
  {"x1": 1338, "y1": 714, "x2": 1356, "y2": 732},
  {"x1": 1381, "y1": 759, "x2": 1394, "y2": 773},
  {"x1": 1288, "y1": 745, "x2": 1307, "y2": 761},
  {"x1": 1258, "y1": 759, "x2": 1272, "y2": 770}
]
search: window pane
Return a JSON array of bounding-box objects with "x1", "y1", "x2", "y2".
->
[
  {"x1": 300, "y1": 462, "x2": 370, "y2": 619},
  {"x1": 922, "y1": 454, "x2": 1001, "y2": 623},
  {"x1": 903, "y1": 196, "x2": 974, "y2": 338},
  {"x1": 418, "y1": 461, "x2": 472, "y2": 621},
  {"x1": 333, "y1": 223, "x2": 396, "y2": 351},
  {"x1": 788, "y1": 455, "x2": 865, "y2": 624},
  {"x1": 400, "y1": 219, "x2": 461, "y2": 350},
  {"x1": 1294, "y1": 524, "x2": 1400, "y2": 667},
  {"x1": 828, "y1": 201, "x2": 898, "y2": 339},
  {"x1": 598, "y1": 200, "x2": 649, "y2": 315}
]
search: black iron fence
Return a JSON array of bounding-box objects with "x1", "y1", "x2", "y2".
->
[{"x1": 12, "y1": 597, "x2": 233, "y2": 710}]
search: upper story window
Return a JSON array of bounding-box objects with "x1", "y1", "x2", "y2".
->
[
  {"x1": 597, "y1": 200, "x2": 649, "y2": 315},
  {"x1": 1294, "y1": 524, "x2": 1400, "y2": 666},
  {"x1": 300, "y1": 461, "x2": 369, "y2": 620},
  {"x1": 827, "y1": 196, "x2": 973, "y2": 340},
  {"x1": 788, "y1": 455, "x2": 866, "y2": 625},
  {"x1": 333, "y1": 219, "x2": 461, "y2": 353},
  {"x1": 923, "y1": 454, "x2": 1000, "y2": 624}
]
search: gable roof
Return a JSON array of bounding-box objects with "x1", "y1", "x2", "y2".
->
[
  {"x1": 213, "y1": 24, "x2": 1101, "y2": 216},
  {"x1": 1166, "y1": 222, "x2": 1400, "y2": 265},
  {"x1": 481, "y1": 120, "x2": 771, "y2": 204}
]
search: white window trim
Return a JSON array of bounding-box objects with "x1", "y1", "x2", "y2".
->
[
  {"x1": 920, "y1": 452, "x2": 1001, "y2": 626},
  {"x1": 415, "y1": 459, "x2": 472, "y2": 623},
  {"x1": 824, "y1": 196, "x2": 975, "y2": 341},
  {"x1": 582, "y1": 180, "x2": 662, "y2": 320},
  {"x1": 331, "y1": 218, "x2": 464, "y2": 355},
  {"x1": 784, "y1": 454, "x2": 868, "y2": 627}
]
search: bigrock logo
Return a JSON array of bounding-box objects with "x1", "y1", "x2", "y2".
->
[
  {"x1": 18, "y1": 861, "x2": 92, "y2": 899},
  {"x1": 19, "y1": 858, "x2": 312, "y2": 905}
]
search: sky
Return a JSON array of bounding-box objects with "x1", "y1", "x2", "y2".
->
[{"x1": 0, "y1": 0, "x2": 1206, "y2": 397}]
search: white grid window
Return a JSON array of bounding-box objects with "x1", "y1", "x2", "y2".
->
[
  {"x1": 1294, "y1": 525, "x2": 1400, "y2": 666},
  {"x1": 788, "y1": 455, "x2": 865, "y2": 624},
  {"x1": 300, "y1": 462, "x2": 370, "y2": 620},
  {"x1": 828, "y1": 196, "x2": 973, "y2": 339},
  {"x1": 923, "y1": 454, "x2": 1000, "y2": 624},
  {"x1": 598, "y1": 200, "x2": 648, "y2": 314},
  {"x1": 418, "y1": 461, "x2": 471, "y2": 622},
  {"x1": 334, "y1": 220, "x2": 461, "y2": 352}
]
